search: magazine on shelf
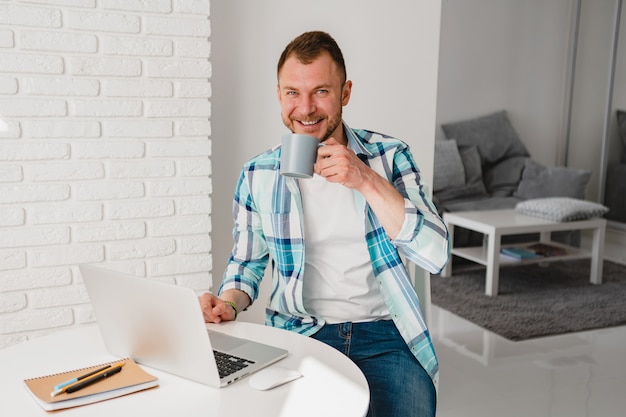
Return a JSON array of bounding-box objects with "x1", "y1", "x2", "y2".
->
[
  {"x1": 500, "y1": 246, "x2": 542, "y2": 260},
  {"x1": 527, "y1": 243, "x2": 568, "y2": 257}
]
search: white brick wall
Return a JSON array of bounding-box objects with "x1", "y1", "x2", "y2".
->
[{"x1": 0, "y1": 0, "x2": 212, "y2": 349}]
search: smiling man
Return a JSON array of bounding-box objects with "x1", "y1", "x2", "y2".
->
[
  {"x1": 199, "y1": 31, "x2": 450, "y2": 417},
  {"x1": 277, "y1": 37, "x2": 349, "y2": 141}
]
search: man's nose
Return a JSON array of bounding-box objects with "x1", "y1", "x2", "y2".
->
[{"x1": 298, "y1": 95, "x2": 316, "y2": 115}]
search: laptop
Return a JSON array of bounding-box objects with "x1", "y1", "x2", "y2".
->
[{"x1": 79, "y1": 264, "x2": 288, "y2": 388}]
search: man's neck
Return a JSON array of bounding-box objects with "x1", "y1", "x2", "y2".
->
[{"x1": 337, "y1": 122, "x2": 348, "y2": 146}]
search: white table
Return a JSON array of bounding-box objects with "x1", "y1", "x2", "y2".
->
[
  {"x1": 442, "y1": 209, "x2": 606, "y2": 296},
  {"x1": 0, "y1": 322, "x2": 369, "y2": 417}
]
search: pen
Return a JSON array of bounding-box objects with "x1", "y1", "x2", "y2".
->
[
  {"x1": 53, "y1": 364, "x2": 112, "y2": 391},
  {"x1": 65, "y1": 365, "x2": 123, "y2": 394},
  {"x1": 50, "y1": 361, "x2": 125, "y2": 397}
]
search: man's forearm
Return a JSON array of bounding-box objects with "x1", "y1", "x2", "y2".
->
[
  {"x1": 219, "y1": 288, "x2": 252, "y2": 312},
  {"x1": 358, "y1": 169, "x2": 406, "y2": 239}
]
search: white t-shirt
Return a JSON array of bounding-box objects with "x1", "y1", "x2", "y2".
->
[{"x1": 299, "y1": 174, "x2": 390, "y2": 323}]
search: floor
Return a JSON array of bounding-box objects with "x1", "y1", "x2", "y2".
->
[{"x1": 431, "y1": 241, "x2": 626, "y2": 417}]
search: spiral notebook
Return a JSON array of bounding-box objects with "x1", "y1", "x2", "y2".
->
[{"x1": 23, "y1": 358, "x2": 158, "y2": 411}]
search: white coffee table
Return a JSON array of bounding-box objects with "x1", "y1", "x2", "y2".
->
[{"x1": 441, "y1": 209, "x2": 606, "y2": 296}]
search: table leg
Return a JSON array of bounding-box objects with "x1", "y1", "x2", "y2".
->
[
  {"x1": 442, "y1": 220, "x2": 455, "y2": 278},
  {"x1": 485, "y1": 232, "x2": 501, "y2": 296},
  {"x1": 589, "y1": 223, "x2": 606, "y2": 285}
]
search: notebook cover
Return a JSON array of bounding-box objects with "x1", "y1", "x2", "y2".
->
[{"x1": 23, "y1": 358, "x2": 159, "y2": 411}]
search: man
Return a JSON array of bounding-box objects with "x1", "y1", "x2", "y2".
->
[{"x1": 200, "y1": 31, "x2": 449, "y2": 417}]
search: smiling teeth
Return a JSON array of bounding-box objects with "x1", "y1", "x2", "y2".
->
[{"x1": 301, "y1": 120, "x2": 319, "y2": 125}]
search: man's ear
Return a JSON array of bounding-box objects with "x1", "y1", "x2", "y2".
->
[
  {"x1": 276, "y1": 84, "x2": 281, "y2": 103},
  {"x1": 342, "y1": 80, "x2": 352, "y2": 106}
]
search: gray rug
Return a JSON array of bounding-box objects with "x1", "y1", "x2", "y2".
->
[{"x1": 431, "y1": 259, "x2": 626, "y2": 341}]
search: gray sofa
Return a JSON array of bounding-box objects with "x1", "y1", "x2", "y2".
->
[
  {"x1": 433, "y1": 110, "x2": 592, "y2": 246},
  {"x1": 604, "y1": 110, "x2": 626, "y2": 223}
]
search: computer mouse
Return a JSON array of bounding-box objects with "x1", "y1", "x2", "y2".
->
[{"x1": 248, "y1": 366, "x2": 302, "y2": 390}]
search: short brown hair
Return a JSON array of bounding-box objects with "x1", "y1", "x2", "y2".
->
[{"x1": 277, "y1": 31, "x2": 347, "y2": 83}]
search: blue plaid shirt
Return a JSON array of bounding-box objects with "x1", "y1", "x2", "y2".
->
[{"x1": 219, "y1": 122, "x2": 450, "y2": 390}]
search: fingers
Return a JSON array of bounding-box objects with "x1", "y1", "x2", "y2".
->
[
  {"x1": 315, "y1": 144, "x2": 364, "y2": 187},
  {"x1": 198, "y1": 293, "x2": 235, "y2": 323},
  {"x1": 316, "y1": 142, "x2": 352, "y2": 169},
  {"x1": 198, "y1": 293, "x2": 219, "y2": 322},
  {"x1": 316, "y1": 139, "x2": 345, "y2": 159}
]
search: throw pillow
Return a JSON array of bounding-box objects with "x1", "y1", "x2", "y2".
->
[
  {"x1": 514, "y1": 159, "x2": 591, "y2": 200},
  {"x1": 617, "y1": 110, "x2": 626, "y2": 163},
  {"x1": 516, "y1": 197, "x2": 609, "y2": 222},
  {"x1": 434, "y1": 145, "x2": 488, "y2": 203},
  {"x1": 459, "y1": 145, "x2": 486, "y2": 192},
  {"x1": 441, "y1": 110, "x2": 529, "y2": 165},
  {"x1": 433, "y1": 139, "x2": 465, "y2": 191},
  {"x1": 483, "y1": 156, "x2": 528, "y2": 197}
]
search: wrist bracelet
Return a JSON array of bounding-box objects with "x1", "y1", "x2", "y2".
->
[{"x1": 223, "y1": 300, "x2": 238, "y2": 321}]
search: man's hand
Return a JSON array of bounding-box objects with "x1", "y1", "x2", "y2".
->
[
  {"x1": 198, "y1": 293, "x2": 236, "y2": 323},
  {"x1": 198, "y1": 289, "x2": 251, "y2": 323},
  {"x1": 314, "y1": 137, "x2": 367, "y2": 189}
]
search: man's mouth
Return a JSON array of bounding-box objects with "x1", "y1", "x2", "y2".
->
[{"x1": 298, "y1": 118, "x2": 322, "y2": 127}]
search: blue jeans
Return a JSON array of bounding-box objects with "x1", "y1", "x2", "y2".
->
[{"x1": 311, "y1": 321, "x2": 436, "y2": 417}]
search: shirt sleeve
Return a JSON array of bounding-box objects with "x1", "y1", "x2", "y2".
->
[
  {"x1": 218, "y1": 169, "x2": 269, "y2": 303},
  {"x1": 389, "y1": 145, "x2": 451, "y2": 274}
]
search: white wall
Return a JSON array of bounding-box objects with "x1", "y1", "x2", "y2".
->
[
  {"x1": 436, "y1": 0, "x2": 575, "y2": 167},
  {"x1": 210, "y1": 0, "x2": 443, "y2": 320},
  {"x1": 0, "y1": 1, "x2": 212, "y2": 349}
]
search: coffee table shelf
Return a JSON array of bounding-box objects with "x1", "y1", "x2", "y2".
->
[
  {"x1": 452, "y1": 241, "x2": 588, "y2": 266},
  {"x1": 442, "y1": 210, "x2": 606, "y2": 296}
]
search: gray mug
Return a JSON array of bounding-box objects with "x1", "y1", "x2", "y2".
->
[{"x1": 280, "y1": 133, "x2": 320, "y2": 178}]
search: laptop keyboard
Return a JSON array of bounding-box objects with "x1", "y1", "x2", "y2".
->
[{"x1": 213, "y1": 350, "x2": 256, "y2": 379}]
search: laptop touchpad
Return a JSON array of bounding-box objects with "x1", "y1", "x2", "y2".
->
[{"x1": 209, "y1": 331, "x2": 249, "y2": 351}]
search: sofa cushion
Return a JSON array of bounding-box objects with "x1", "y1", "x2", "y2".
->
[
  {"x1": 459, "y1": 145, "x2": 488, "y2": 195},
  {"x1": 433, "y1": 139, "x2": 465, "y2": 191},
  {"x1": 443, "y1": 196, "x2": 522, "y2": 212},
  {"x1": 516, "y1": 197, "x2": 608, "y2": 222},
  {"x1": 434, "y1": 145, "x2": 488, "y2": 203},
  {"x1": 514, "y1": 159, "x2": 591, "y2": 200},
  {"x1": 441, "y1": 110, "x2": 529, "y2": 165},
  {"x1": 483, "y1": 156, "x2": 528, "y2": 197},
  {"x1": 460, "y1": 146, "x2": 481, "y2": 179},
  {"x1": 617, "y1": 110, "x2": 626, "y2": 163}
]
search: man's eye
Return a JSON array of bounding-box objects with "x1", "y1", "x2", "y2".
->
[
  {"x1": 286, "y1": 91, "x2": 297, "y2": 96},
  {"x1": 317, "y1": 89, "x2": 328, "y2": 95}
]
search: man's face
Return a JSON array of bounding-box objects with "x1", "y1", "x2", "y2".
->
[{"x1": 277, "y1": 52, "x2": 352, "y2": 144}]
